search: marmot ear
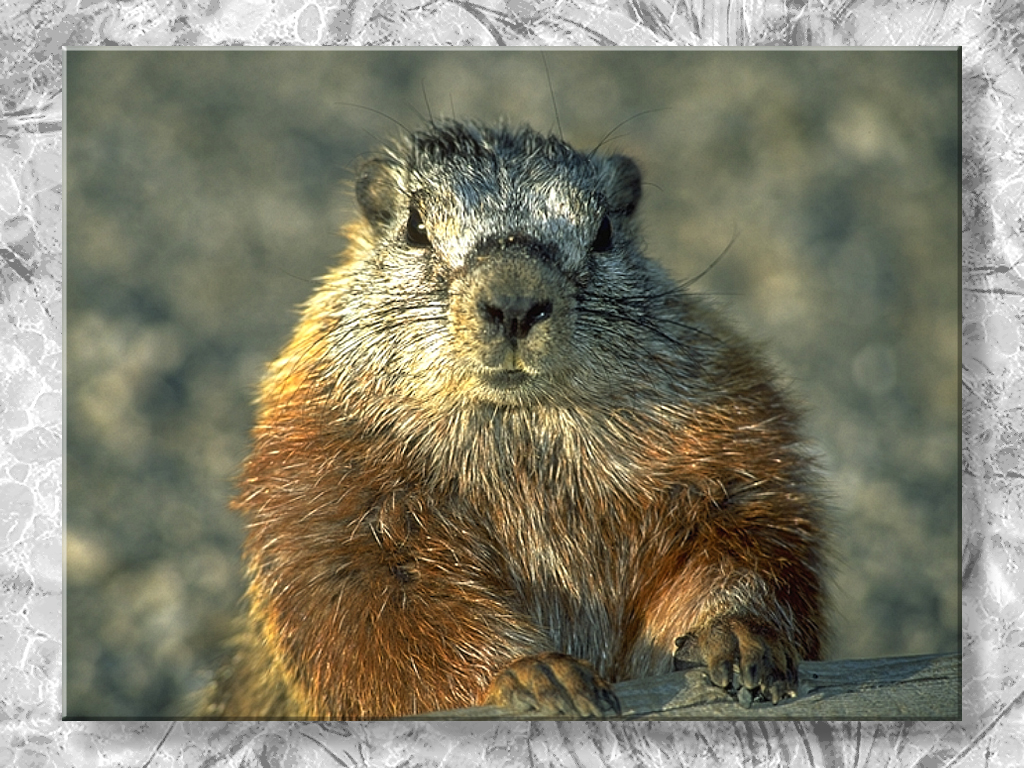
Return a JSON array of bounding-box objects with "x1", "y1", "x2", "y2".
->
[
  {"x1": 604, "y1": 155, "x2": 642, "y2": 216},
  {"x1": 355, "y1": 157, "x2": 402, "y2": 233}
]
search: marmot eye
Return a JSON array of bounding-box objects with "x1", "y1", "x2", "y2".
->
[
  {"x1": 591, "y1": 215, "x2": 613, "y2": 252},
  {"x1": 406, "y1": 207, "x2": 431, "y2": 247}
]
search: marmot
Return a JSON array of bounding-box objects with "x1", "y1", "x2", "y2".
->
[{"x1": 197, "y1": 120, "x2": 828, "y2": 719}]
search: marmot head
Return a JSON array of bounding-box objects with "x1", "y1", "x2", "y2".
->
[{"x1": 322, "y1": 121, "x2": 701, "y2": 410}]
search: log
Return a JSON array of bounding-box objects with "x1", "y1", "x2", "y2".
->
[{"x1": 405, "y1": 652, "x2": 961, "y2": 720}]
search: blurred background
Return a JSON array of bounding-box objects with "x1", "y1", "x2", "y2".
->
[{"x1": 66, "y1": 50, "x2": 960, "y2": 717}]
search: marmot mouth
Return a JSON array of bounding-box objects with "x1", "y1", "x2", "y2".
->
[{"x1": 479, "y1": 368, "x2": 531, "y2": 388}]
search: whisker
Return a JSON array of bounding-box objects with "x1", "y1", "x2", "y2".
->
[
  {"x1": 680, "y1": 227, "x2": 741, "y2": 290},
  {"x1": 576, "y1": 306, "x2": 699, "y2": 350}
]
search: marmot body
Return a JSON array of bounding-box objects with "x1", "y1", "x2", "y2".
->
[{"x1": 199, "y1": 120, "x2": 828, "y2": 719}]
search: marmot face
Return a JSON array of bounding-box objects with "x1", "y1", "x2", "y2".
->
[{"x1": 348, "y1": 120, "x2": 684, "y2": 408}]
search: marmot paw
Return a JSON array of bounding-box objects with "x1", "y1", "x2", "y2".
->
[
  {"x1": 674, "y1": 617, "x2": 800, "y2": 705},
  {"x1": 483, "y1": 652, "x2": 621, "y2": 718}
]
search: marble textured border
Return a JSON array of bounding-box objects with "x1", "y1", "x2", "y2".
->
[{"x1": 1, "y1": 0, "x2": 1020, "y2": 764}]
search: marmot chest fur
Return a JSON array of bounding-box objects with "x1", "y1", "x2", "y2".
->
[{"x1": 198, "y1": 120, "x2": 827, "y2": 719}]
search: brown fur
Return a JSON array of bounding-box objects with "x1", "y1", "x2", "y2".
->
[{"x1": 197, "y1": 120, "x2": 827, "y2": 719}]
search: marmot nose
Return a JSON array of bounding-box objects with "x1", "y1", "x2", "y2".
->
[{"x1": 478, "y1": 296, "x2": 553, "y2": 341}]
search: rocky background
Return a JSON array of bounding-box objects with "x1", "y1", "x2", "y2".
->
[{"x1": 65, "y1": 49, "x2": 960, "y2": 718}]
